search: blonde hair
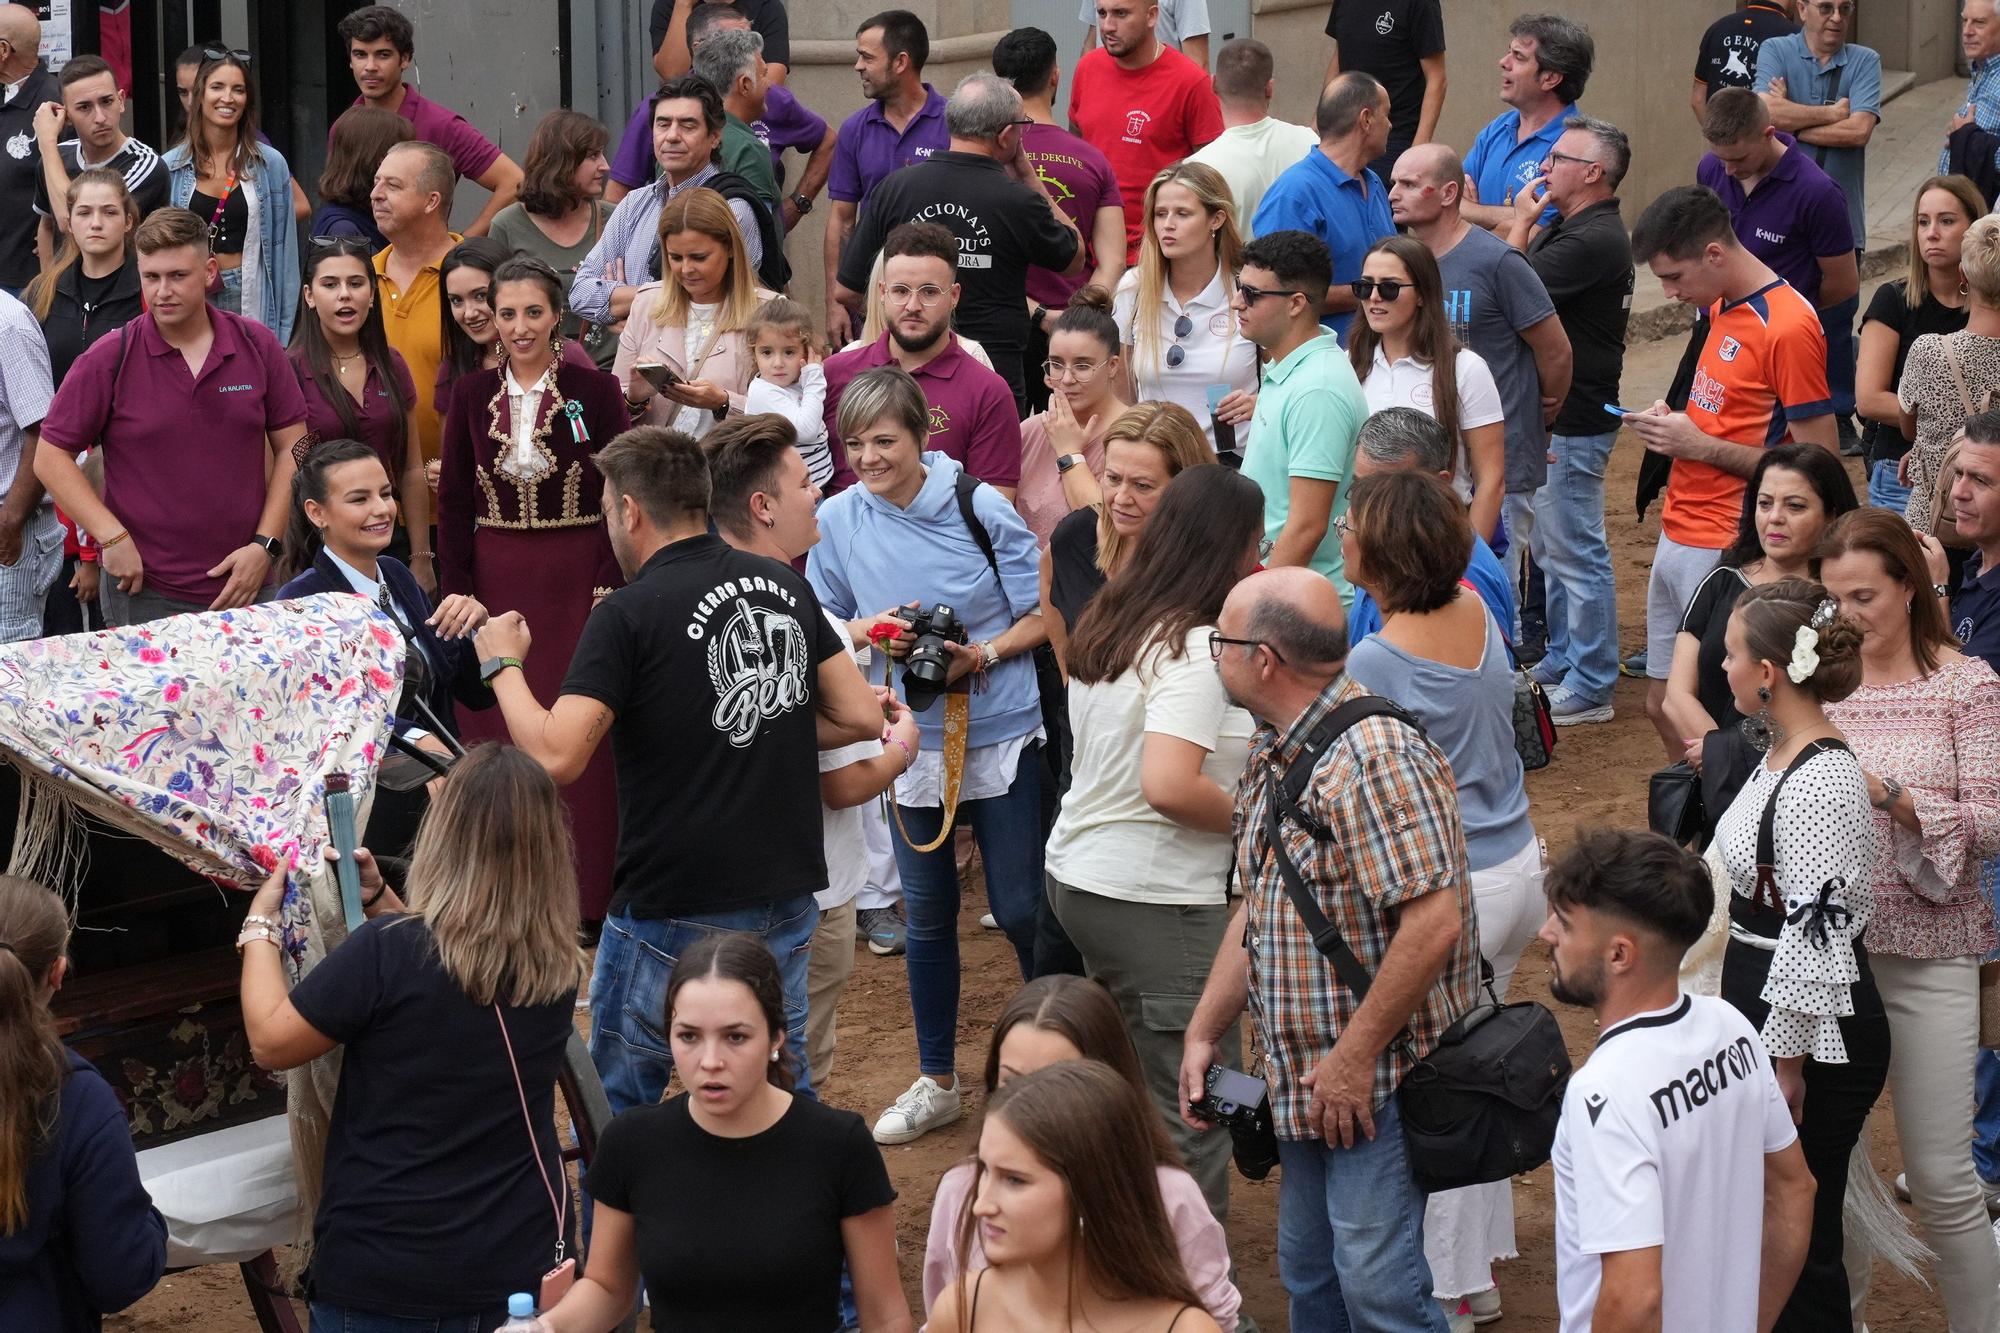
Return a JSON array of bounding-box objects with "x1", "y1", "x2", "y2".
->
[
  {"x1": 1130, "y1": 163, "x2": 1243, "y2": 382},
  {"x1": 0, "y1": 877, "x2": 68, "y2": 1235},
  {"x1": 1961, "y1": 214, "x2": 2000, "y2": 309},
  {"x1": 859, "y1": 250, "x2": 889, "y2": 345},
  {"x1": 400, "y1": 745, "x2": 586, "y2": 1008},
  {"x1": 1095, "y1": 401, "x2": 1215, "y2": 575},
  {"x1": 653, "y1": 187, "x2": 760, "y2": 332}
]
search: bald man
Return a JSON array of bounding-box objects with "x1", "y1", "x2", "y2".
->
[
  {"x1": 1187, "y1": 564, "x2": 1478, "y2": 1330},
  {"x1": 0, "y1": 4, "x2": 61, "y2": 292}
]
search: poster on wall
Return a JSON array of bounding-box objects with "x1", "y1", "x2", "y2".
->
[{"x1": 35, "y1": 0, "x2": 72, "y2": 71}]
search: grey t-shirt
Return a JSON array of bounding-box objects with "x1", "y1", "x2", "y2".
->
[{"x1": 1435, "y1": 225, "x2": 1557, "y2": 493}]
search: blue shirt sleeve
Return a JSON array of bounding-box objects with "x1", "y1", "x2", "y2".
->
[
  {"x1": 1750, "y1": 37, "x2": 1792, "y2": 93},
  {"x1": 1493, "y1": 248, "x2": 1556, "y2": 334},
  {"x1": 571, "y1": 191, "x2": 648, "y2": 324},
  {"x1": 807, "y1": 510, "x2": 858, "y2": 619},
  {"x1": 1849, "y1": 47, "x2": 1883, "y2": 119},
  {"x1": 975, "y1": 483, "x2": 1043, "y2": 621}
]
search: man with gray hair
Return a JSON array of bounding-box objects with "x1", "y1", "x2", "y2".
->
[
  {"x1": 690, "y1": 26, "x2": 781, "y2": 213},
  {"x1": 1190, "y1": 38, "x2": 1318, "y2": 237},
  {"x1": 835, "y1": 71, "x2": 1083, "y2": 410},
  {"x1": 1347, "y1": 409, "x2": 1516, "y2": 643},
  {"x1": 1460, "y1": 14, "x2": 1593, "y2": 235}
]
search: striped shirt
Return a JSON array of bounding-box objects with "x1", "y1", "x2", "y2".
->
[
  {"x1": 1234, "y1": 673, "x2": 1481, "y2": 1140},
  {"x1": 32, "y1": 135, "x2": 169, "y2": 219},
  {"x1": 1943, "y1": 57, "x2": 2000, "y2": 173},
  {"x1": 568, "y1": 162, "x2": 765, "y2": 327}
]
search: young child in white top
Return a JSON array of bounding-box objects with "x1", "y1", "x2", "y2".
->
[{"x1": 742, "y1": 297, "x2": 832, "y2": 487}]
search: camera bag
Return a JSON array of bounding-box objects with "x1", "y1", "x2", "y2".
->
[{"x1": 1264, "y1": 695, "x2": 1571, "y2": 1193}]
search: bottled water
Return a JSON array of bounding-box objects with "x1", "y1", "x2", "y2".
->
[{"x1": 496, "y1": 1292, "x2": 540, "y2": 1330}]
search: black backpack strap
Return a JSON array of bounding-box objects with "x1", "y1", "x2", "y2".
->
[
  {"x1": 705, "y1": 170, "x2": 791, "y2": 292},
  {"x1": 952, "y1": 468, "x2": 1002, "y2": 585},
  {"x1": 1751, "y1": 738, "x2": 1851, "y2": 912}
]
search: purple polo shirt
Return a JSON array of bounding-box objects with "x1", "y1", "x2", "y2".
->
[
  {"x1": 609, "y1": 85, "x2": 825, "y2": 191},
  {"x1": 43, "y1": 309, "x2": 308, "y2": 605},
  {"x1": 339, "y1": 84, "x2": 503, "y2": 182},
  {"x1": 822, "y1": 334, "x2": 1023, "y2": 493},
  {"x1": 827, "y1": 85, "x2": 949, "y2": 206},
  {"x1": 1696, "y1": 134, "x2": 1854, "y2": 304},
  {"x1": 1021, "y1": 123, "x2": 1121, "y2": 308}
]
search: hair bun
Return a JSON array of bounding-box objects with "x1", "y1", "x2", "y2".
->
[{"x1": 1068, "y1": 284, "x2": 1115, "y2": 314}]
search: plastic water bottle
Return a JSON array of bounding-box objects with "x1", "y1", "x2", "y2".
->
[{"x1": 496, "y1": 1292, "x2": 540, "y2": 1331}]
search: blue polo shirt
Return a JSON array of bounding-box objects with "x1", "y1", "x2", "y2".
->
[
  {"x1": 1696, "y1": 136, "x2": 1853, "y2": 304},
  {"x1": 1752, "y1": 34, "x2": 1881, "y2": 244},
  {"x1": 1953, "y1": 548, "x2": 2000, "y2": 673},
  {"x1": 828, "y1": 84, "x2": 950, "y2": 207},
  {"x1": 1464, "y1": 105, "x2": 1575, "y2": 228},
  {"x1": 1250, "y1": 149, "x2": 1394, "y2": 341}
]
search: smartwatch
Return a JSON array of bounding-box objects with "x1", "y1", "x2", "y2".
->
[
  {"x1": 789, "y1": 192, "x2": 812, "y2": 216},
  {"x1": 1033, "y1": 304, "x2": 1055, "y2": 328},
  {"x1": 479, "y1": 656, "x2": 524, "y2": 687},
  {"x1": 1056, "y1": 452, "x2": 1086, "y2": 474},
  {"x1": 250, "y1": 534, "x2": 282, "y2": 560},
  {"x1": 1935, "y1": 582, "x2": 1952, "y2": 600}
]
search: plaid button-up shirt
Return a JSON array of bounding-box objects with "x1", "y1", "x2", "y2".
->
[{"x1": 1235, "y1": 673, "x2": 1482, "y2": 1142}]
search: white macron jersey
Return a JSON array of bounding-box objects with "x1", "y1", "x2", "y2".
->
[{"x1": 1552, "y1": 993, "x2": 1797, "y2": 1331}]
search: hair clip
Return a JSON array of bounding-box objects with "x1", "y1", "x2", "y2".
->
[{"x1": 1810, "y1": 597, "x2": 1837, "y2": 629}]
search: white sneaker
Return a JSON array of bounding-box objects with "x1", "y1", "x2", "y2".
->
[
  {"x1": 1465, "y1": 1287, "x2": 1502, "y2": 1324},
  {"x1": 1438, "y1": 1297, "x2": 1474, "y2": 1333},
  {"x1": 1896, "y1": 1170, "x2": 2000, "y2": 1214},
  {"x1": 979, "y1": 912, "x2": 998, "y2": 929},
  {"x1": 872, "y1": 1075, "x2": 962, "y2": 1144}
]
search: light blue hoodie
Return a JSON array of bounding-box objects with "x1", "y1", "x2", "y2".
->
[{"x1": 809, "y1": 452, "x2": 1043, "y2": 751}]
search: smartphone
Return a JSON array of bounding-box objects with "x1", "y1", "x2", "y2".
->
[
  {"x1": 635, "y1": 362, "x2": 684, "y2": 393},
  {"x1": 1207, "y1": 384, "x2": 1237, "y2": 454},
  {"x1": 1603, "y1": 404, "x2": 1648, "y2": 418}
]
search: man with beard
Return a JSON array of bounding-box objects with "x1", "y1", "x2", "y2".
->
[
  {"x1": 1539, "y1": 828, "x2": 1814, "y2": 1333},
  {"x1": 821, "y1": 222, "x2": 1022, "y2": 498}
]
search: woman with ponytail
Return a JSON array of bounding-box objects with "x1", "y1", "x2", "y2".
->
[{"x1": 0, "y1": 875, "x2": 166, "y2": 1330}]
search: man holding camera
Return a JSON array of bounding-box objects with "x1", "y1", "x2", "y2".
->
[{"x1": 1183, "y1": 566, "x2": 1478, "y2": 1332}]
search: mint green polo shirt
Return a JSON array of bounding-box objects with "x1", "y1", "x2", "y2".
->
[{"x1": 1242, "y1": 332, "x2": 1367, "y2": 601}]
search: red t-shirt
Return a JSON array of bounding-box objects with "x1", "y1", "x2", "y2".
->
[
  {"x1": 1664, "y1": 278, "x2": 1832, "y2": 548},
  {"x1": 1067, "y1": 45, "x2": 1223, "y2": 263}
]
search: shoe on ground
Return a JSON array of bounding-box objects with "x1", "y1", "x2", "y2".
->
[
  {"x1": 873, "y1": 1074, "x2": 962, "y2": 1144},
  {"x1": 857, "y1": 905, "x2": 906, "y2": 956},
  {"x1": 1619, "y1": 649, "x2": 1648, "y2": 679},
  {"x1": 1893, "y1": 1170, "x2": 2000, "y2": 1215},
  {"x1": 1548, "y1": 686, "x2": 1614, "y2": 726},
  {"x1": 1465, "y1": 1287, "x2": 1502, "y2": 1324},
  {"x1": 979, "y1": 911, "x2": 999, "y2": 930},
  {"x1": 1438, "y1": 1298, "x2": 1474, "y2": 1333},
  {"x1": 1527, "y1": 657, "x2": 1567, "y2": 688}
]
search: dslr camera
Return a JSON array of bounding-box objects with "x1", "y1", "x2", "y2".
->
[
  {"x1": 899, "y1": 602, "x2": 969, "y2": 710},
  {"x1": 1188, "y1": 1064, "x2": 1279, "y2": 1180}
]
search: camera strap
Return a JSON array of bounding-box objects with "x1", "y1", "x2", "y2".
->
[{"x1": 882, "y1": 651, "x2": 972, "y2": 854}]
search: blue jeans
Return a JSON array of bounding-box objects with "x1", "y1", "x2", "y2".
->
[
  {"x1": 587, "y1": 895, "x2": 819, "y2": 1117},
  {"x1": 893, "y1": 741, "x2": 1043, "y2": 1075},
  {"x1": 1870, "y1": 457, "x2": 1914, "y2": 513},
  {"x1": 308, "y1": 1304, "x2": 501, "y2": 1333},
  {"x1": 1275, "y1": 1096, "x2": 1450, "y2": 1332},
  {"x1": 1822, "y1": 290, "x2": 1859, "y2": 418},
  {"x1": 1530, "y1": 431, "x2": 1619, "y2": 705}
]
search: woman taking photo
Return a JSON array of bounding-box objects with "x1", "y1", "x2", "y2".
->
[
  {"x1": 530, "y1": 933, "x2": 910, "y2": 1333},
  {"x1": 1899, "y1": 212, "x2": 2000, "y2": 537},
  {"x1": 1664, "y1": 445, "x2": 1859, "y2": 836},
  {"x1": 1014, "y1": 287, "x2": 1130, "y2": 546},
  {"x1": 437, "y1": 255, "x2": 626, "y2": 927},
  {"x1": 1041, "y1": 403, "x2": 1215, "y2": 670},
  {"x1": 1114, "y1": 164, "x2": 1256, "y2": 460},
  {"x1": 0, "y1": 874, "x2": 165, "y2": 1331},
  {"x1": 490, "y1": 110, "x2": 618, "y2": 370},
  {"x1": 922, "y1": 976, "x2": 1241, "y2": 1329},
  {"x1": 1347, "y1": 236, "x2": 1505, "y2": 542},
  {"x1": 1821, "y1": 509, "x2": 2000, "y2": 1327},
  {"x1": 809, "y1": 366, "x2": 1049, "y2": 1149},
  {"x1": 163, "y1": 47, "x2": 299, "y2": 341},
  {"x1": 290, "y1": 238, "x2": 430, "y2": 583},
  {"x1": 1043, "y1": 466, "x2": 1259, "y2": 1229},
  {"x1": 1339, "y1": 469, "x2": 1541, "y2": 1326},
  {"x1": 615, "y1": 187, "x2": 774, "y2": 442},
  {"x1": 309, "y1": 106, "x2": 414, "y2": 252},
  {"x1": 1856, "y1": 176, "x2": 1978, "y2": 513},
  {"x1": 930, "y1": 1060, "x2": 1223, "y2": 1333},
  {"x1": 237, "y1": 745, "x2": 586, "y2": 1332},
  {"x1": 23, "y1": 168, "x2": 141, "y2": 386}
]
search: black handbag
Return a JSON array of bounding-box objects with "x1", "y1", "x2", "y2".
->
[
  {"x1": 1648, "y1": 761, "x2": 1704, "y2": 846},
  {"x1": 1263, "y1": 696, "x2": 1572, "y2": 1193}
]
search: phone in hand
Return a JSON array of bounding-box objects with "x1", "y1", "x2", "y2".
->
[
  {"x1": 1207, "y1": 384, "x2": 1237, "y2": 454},
  {"x1": 635, "y1": 361, "x2": 684, "y2": 393}
]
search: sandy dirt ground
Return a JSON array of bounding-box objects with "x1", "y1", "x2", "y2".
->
[{"x1": 113, "y1": 284, "x2": 1952, "y2": 1330}]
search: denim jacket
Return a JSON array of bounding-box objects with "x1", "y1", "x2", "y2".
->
[{"x1": 162, "y1": 141, "x2": 300, "y2": 343}]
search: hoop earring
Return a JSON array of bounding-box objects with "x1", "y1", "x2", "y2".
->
[{"x1": 1741, "y1": 684, "x2": 1781, "y2": 754}]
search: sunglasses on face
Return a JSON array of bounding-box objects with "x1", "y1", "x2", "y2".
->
[
  {"x1": 1349, "y1": 279, "x2": 1410, "y2": 301},
  {"x1": 1236, "y1": 282, "x2": 1304, "y2": 305},
  {"x1": 1165, "y1": 312, "x2": 1194, "y2": 368}
]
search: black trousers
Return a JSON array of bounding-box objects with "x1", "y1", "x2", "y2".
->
[{"x1": 1722, "y1": 936, "x2": 1891, "y2": 1332}]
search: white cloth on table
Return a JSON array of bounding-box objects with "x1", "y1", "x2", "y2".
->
[{"x1": 136, "y1": 1115, "x2": 297, "y2": 1267}]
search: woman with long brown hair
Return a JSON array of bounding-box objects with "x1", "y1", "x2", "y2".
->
[
  {"x1": 932, "y1": 1059, "x2": 1223, "y2": 1332},
  {"x1": 0, "y1": 875, "x2": 165, "y2": 1331},
  {"x1": 1346, "y1": 235, "x2": 1505, "y2": 540},
  {"x1": 309, "y1": 105, "x2": 414, "y2": 252},
  {"x1": 237, "y1": 744, "x2": 587, "y2": 1332},
  {"x1": 23, "y1": 167, "x2": 140, "y2": 385},
  {"x1": 490, "y1": 110, "x2": 618, "y2": 368}
]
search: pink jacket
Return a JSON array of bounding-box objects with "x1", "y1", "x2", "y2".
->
[
  {"x1": 613, "y1": 281, "x2": 777, "y2": 427},
  {"x1": 921, "y1": 1159, "x2": 1241, "y2": 1330}
]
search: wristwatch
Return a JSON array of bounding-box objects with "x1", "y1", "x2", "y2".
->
[
  {"x1": 250, "y1": 534, "x2": 282, "y2": 560},
  {"x1": 1033, "y1": 304, "x2": 1055, "y2": 328},
  {"x1": 1934, "y1": 582, "x2": 1952, "y2": 600},
  {"x1": 788, "y1": 192, "x2": 812, "y2": 216},
  {"x1": 1873, "y1": 775, "x2": 1905, "y2": 810},
  {"x1": 978, "y1": 640, "x2": 1000, "y2": 671},
  {"x1": 479, "y1": 656, "x2": 524, "y2": 687},
  {"x1": 1056, "y1": 452, "x2": 1086, "y2": 474}
]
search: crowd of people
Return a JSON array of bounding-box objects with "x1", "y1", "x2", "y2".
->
[{"x1": 8, "y1": 0, "x2": 2000, "y2": 1330}]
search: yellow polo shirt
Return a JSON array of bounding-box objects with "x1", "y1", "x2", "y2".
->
[{"x1": 375, "y1": 234, "x2": 461, "y2": 465}]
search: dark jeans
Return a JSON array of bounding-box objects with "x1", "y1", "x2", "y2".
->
[
  {"x1": 308, "y1": 1303, "x2": 504, "y2": 1333},
  {"x1": 1722, "y1": 937, "x2": 1891, "y2": 1333}
]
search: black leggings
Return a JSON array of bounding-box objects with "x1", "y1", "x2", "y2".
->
[{"x1": 1722, "y1": 936, "x2": 1891, "y2": 1333}]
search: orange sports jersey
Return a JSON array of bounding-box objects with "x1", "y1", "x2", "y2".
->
[{"x1": 1663, "y1": 279, "x2": 1832, "y2": 548}]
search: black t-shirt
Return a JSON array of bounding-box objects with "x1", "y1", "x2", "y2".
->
[
  {"x1": 562, "y1": 533, "x2": 845, "y2": 917},
  {"x1": 1325, "y1": 0, "x2": 1447, "y2": 147},
  {"x1": 585, "y1": 1093, "x2": 896, "y2": 1332},
  {"x1": 32, "y1": 136, "x2": 171, "y2": 220},
  {"x1": 0, "y1": 62, "x2": 63, "y2": 288},
  {"x1": 836, "y1": 151, "x2": 1080, "y2": 364},
  {"x1": 288, "y1": 916, "x2": 574, "y2": 1316},
  {"x1": 649, "y1": 0, "x2": 791, "y2": 66},
  {"x1": 1861, "y1": 279, "x2": 1969, "y2": 464},
  {"x1": 38, "y1": 256, "x2": 143, "y2": 386},
  {"x1": 1679, "y1": 563, "x2": 1749, "y2": 730},
  {"x1": 1694, "y1": 2, "x2": 1800, "y2": 98},
  {"x1": 1049, "y1": 507, "x2": 1107, "y2": 632},
  {"x1": 1526, "y1": 198, "x2": 1634, "y2": 437}
]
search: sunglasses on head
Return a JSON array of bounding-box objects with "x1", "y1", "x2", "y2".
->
[
  {"x1": 201, "y1": 46, "x2": 253, "y2": 63},
  {"x1": 1349, "y1": 278, "x2": 1410, "y2": 301},
  {"x1": 308, "y1": 235, "x2": 372, "y2": 254}
]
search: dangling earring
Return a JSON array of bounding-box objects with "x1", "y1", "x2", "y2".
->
[{"x1": 1741, "y1": 684, "x2": 1781, "y2": 753}]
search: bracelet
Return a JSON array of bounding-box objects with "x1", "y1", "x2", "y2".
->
[
  {"x1": 235, "y1": 926, "x2": 279, "y2": 956},
  {"x1": 241, "y1": 913, "x2": 281, "y2": 933},
  {"x1": 99, "y1": 528, "x2": 130, "y2": 549},
  {"x1": 412, "y1": 551, "x2": 436, "y2": 563},
  {"x1": 362, "y1": 882, "x2": 387, "y2": 909},
  {"x1": 881, "y1": 727, "x2": 913, "y2": 768}
]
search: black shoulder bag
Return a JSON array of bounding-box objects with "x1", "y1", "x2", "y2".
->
[
  {"x1": 1264, "y1": 696, "x2": 1572, "y2": 1193},
  {"x1": 1729, "y1": 738, "x2": 1851, "y2": 940}
]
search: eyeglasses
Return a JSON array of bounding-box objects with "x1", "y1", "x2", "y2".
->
[
  {"x1": 1349, "y1": 278, "x2": 1410, "y2": 301},
  {"x1": 201, "y1": 46, "x2": 253, "y2": 63},
  {"x1": 1546, "y1": 150, "x2": 1600, "y2": 170},
  {"x1": 1808, "y1": 2, "x2": 1854, "y2": 16},
  {"x1": 1236, "y1": 282, "x2": 1304, "y2": 305},
  {"x1": 1042, "y1": 359, "x2": 1104, "y2": 381},
  {"x1": 1332, "y1": 513, "x2": 1354, "y2": 537},
  {"x1": 1165, "y1": 312, "x2": 1194, "y2": 368},
  {"x1": 883, "y1": 283, "x2": 948, "y2": 308},
  {"x1": 1008, "y1": 118, "x2": 1035, "y2": 129},
  {"x1": 1257, "y1": 536, "x2": 1275, "y2": 562},
  {"x1": 1207, "y1": 631, "x2": 1284, "y2": 663}
]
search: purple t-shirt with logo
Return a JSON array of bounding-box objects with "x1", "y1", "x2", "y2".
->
[
  {"x1": 826, "y1": 85, "x2": 949, "y2": 206},
  {"x1": 610, "y1": 85, "x2": 826, "y2": 191},
  {"x1": 1696, "y1": 134, "x2": 1854, "y2": 304},
  {"x1": 1021, "y1": 123, "x2": 1121, "y2": 308}
]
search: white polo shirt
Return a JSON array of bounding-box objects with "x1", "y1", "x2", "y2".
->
[
  {"x1": 1114, "y1": 268, "x2": 1258, "y2": 458},
  {"x1": 1553, "y1": 993, "x2": 1797, "y2": 1332},
  {"x1": 1358, "y1": 343, "x2": 1505, "y2": 500}
]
